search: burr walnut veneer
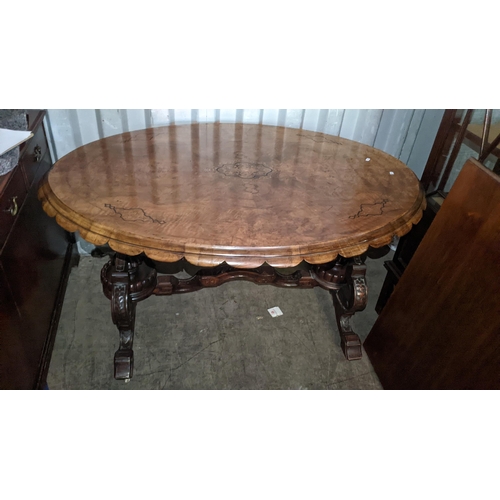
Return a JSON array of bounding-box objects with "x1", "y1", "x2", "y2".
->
[{"x1": 38, "y1": 124, "x2": 425, "y2": 380}]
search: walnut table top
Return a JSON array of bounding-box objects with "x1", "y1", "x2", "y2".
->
[{"x1": 39, "y1": 124, "x2": 425, "y2": 268}]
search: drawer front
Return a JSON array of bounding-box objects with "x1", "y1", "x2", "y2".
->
[
  {"x1": 0, "y1": 166, "x2": 28, "y2": 249},
  {"x1": 21, "y1": 122, "x2": 50, "y2": 189}
]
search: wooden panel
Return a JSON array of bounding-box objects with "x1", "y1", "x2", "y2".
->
[
  {"x1": 0, "y1": 166, "x2": 28, "y2": 250},
  {"x1": 0, "y1": 156, "x2": 70, "y2": 389},
  {"x1": 0, "y1": 264, "x2": 32, "y2": 389},
  {"x1": 364, "y1": 158, "x2": 500, "y2": 389},
  {"x1": 0, "y1": 109, "x2": 76, "y2": 389},
  {"x1": 21, "y1": 121, "x2": 49, "y2": 188},
  {"x1": 0, "y1": 169, "x2": 15, "y2": 196}
]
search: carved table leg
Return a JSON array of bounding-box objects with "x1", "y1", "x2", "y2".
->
[
  {"x1": 101, "y1": 253, "x2": 157, "y2": 380},
  {"x1": 330, "y1": 257, "x2": 367, "y2": 360},
  {"x1": 112, "y1": 279, "x2": 136, "y2": 380}
]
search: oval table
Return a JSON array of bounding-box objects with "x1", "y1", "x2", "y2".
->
[{"x1": 38, "y1": 124, "x2": 425, "y2": 380}]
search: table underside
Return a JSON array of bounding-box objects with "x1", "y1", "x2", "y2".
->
[{"x1": 100, "y1": 252, "x2": 368, "y2": 380}]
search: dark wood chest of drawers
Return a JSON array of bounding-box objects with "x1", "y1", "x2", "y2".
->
[{"x1": 0, "y1": 110, "x2": 78, "y2": 389}]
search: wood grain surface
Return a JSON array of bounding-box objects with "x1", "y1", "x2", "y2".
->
[
  {"x1": 364, "y1": 159, "x2": 500, "y2": 389},
  {"x1": 38, "y1": 124, "x2": 425, "y2": 268}
]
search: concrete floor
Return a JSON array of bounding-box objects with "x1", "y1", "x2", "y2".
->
[{"x1": 47, "y1": 252, "x2": 390, "y2": 390}]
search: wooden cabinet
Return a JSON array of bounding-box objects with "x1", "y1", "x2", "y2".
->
[{"x1": 0, "y1": 110, "x2": 79, "y2": 389}]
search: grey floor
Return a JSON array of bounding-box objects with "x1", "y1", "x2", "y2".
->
[{"x1": 47, "y1": 251, "x2": 391, "y2": 390}]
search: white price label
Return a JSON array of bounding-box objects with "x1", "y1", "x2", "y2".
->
[{"x1": 268, "y1": 307, "x2": 283, "y2": 317}]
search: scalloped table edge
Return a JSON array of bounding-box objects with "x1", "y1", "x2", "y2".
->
[{"x1": 38, "y1": 176, "x2": 426, "y2": 269}]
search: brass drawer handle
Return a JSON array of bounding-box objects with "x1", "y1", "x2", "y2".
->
[
  {"x1": 34, "y1": 145, "x2": 42, "y2": 162},
  {"x1": 4, "y1": 196, "x2": 18, "y2": 217}
]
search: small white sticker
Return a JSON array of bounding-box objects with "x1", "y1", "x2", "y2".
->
[
  {"x1": 365, "y1": 158, "x2": 371, "y2": 161},
  {"x1": 389, "y1": 171, "x2": 394, "y2": 175},
  {"x1": 268, "y1": 307, "x2": 283, "y2": 317}
]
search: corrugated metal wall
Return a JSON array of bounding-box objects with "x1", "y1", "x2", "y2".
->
[{"x1": 44, "y1": 109, "x2": 444, "y2": 179}]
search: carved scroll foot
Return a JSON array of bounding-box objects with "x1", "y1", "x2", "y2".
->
[
  {"x1": 115, "y1": 348, "x2": 134, "y2": 380},
  {"x1": 330, "y1": 257, "x2": 367, "y2": 361},
  {"x1": 101, "y1": 253, "x2": 157, "y2": 380},
  {"x1": 336, "y1": 316, "x2": 363, "y2": 360}
]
